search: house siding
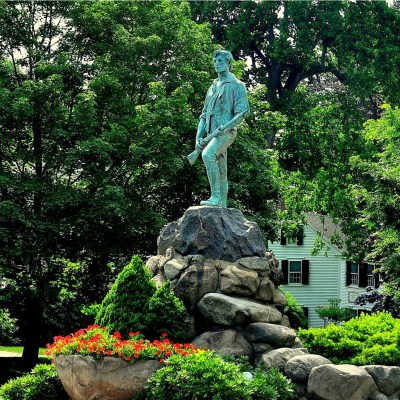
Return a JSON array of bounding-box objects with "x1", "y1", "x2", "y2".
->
[{"x1": 268, "y1": 224, "x2": 374, "y2": 328}]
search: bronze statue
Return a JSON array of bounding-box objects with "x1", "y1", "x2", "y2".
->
[{"x1": 188, "y1": 50, "x2": 250, "y2": 207}]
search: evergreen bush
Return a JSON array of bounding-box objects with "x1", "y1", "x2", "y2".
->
[
  {"x1": 96, "y1": 255, "x2": 189, "y2": 340},
  {"x1": 96, "y1": 256, "x2": 156, "y2": 338},
  {"x1": 298, "y1": 311, "x2": 400, "y2": 365},
  {"x1": 0, "y1": 364, "x2": 69, "y2": 400},
  {"x1": 144, "y1": 282, "x2": 189, "y2": 341}
]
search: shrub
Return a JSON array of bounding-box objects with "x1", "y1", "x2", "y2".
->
[
  {"x1": 95, "y1": 255, "x2": 190, "y2": 341},
  {"x1": 251, "y1": 365, "x2": 295, "y2": 400},
  {"x1": 0, "y1": 308, "x2": 19, "y2": 345},
  {"x1": 283, "y1": 292, "x2": 308, "y2": 329},
  {"x1": 315, "y1": 298, "x2": 353, "y2": 326},
  {"x1": 0, "y1": 364, "x2": 69, "y2": 400},
  {"x1": 144, "y1": 351, "x2": 294, "y2": 400},
  {"x1": 298, "y1": 311, "x2": 400, "y2": 365},
  {"x1": 144, "y1": 282, "x2": 189, "y2": 341},
  {"x1": 96, "y1": 256, "x2": 156, "y2": 338}
]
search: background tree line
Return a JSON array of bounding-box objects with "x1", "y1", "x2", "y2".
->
[{"x1": 0, "y1": 0, "x2": 399, "y2": 370}]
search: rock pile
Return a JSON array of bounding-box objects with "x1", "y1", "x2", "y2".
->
[{"x1": 147, "y1": 206, "x2": 297, "y2": 361}]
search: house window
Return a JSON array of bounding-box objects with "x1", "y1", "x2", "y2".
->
[
  {"x1": 367, "y1": 264, "x2": 375, "y2": 287},
  {"x1": 351, "y1": 263, "x2": 359, "y2": 286},
  {"x1": 282, "y1": 259, "x2": 309, "y2": 285},
  {"x1": 351, "y1": 308, "x2": 371, "y2": 317},
  {"x1": 280, "y1": 229, "x2": 304, "y2": 246},
  {"x1": 347, "y1": 262, "x2": 377, "y2": 288},
  {"x1": 289, "y1": 261, "x2": 302, "y2": 284}
]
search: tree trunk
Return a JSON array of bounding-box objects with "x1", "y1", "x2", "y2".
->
[{"x1": 21, "y1": 296, "x2": 43, "y2": 371}]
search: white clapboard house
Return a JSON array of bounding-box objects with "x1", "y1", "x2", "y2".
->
[{"x1": 268, "y1": 213, "x2": 380, "y2": 328}]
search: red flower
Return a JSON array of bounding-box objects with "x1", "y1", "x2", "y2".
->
[{"x1": 45, "y1": 324, "x2": 204, "y2": 362}]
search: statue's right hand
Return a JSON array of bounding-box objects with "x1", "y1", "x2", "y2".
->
[{"x1": 195, "y1": 141, "x2": 203, "y2": 151}]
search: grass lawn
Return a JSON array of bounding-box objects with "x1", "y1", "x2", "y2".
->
[{"x1": 0, "y1": 346, "x2": 47, "y2": 356}]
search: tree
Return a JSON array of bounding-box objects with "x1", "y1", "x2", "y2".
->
[
  {"x1": 348, "y1": 106, "x2": 400, "y2": 302},
  {"x1": 0, "y1": 0, "x2": 213, "y2": 369},
  {"x1": 190, "y1": 0, "x2": 400, "y2": 180},
  {"x1": 191, "y1": 1, "x2": 400, "y2": 113}
]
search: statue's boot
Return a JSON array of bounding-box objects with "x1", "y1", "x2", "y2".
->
[
  {"x1": 200, "y1": 163, "x2": 221, "y2": 207},
  {"x1": 219, "y1": 181, "x2": 228, "y2": 208}
]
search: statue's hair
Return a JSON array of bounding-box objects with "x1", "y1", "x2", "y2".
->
[{"x1": 213, "y1": 49, "x2": 234, "y2": 70}]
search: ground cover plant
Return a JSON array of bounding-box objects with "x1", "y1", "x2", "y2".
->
[
  {"x1": 298, "y1": 311, "x2": 400, "y2": 365},
  {"x1": 144, "y1": 351, "x2": 294, "y2": 400}
]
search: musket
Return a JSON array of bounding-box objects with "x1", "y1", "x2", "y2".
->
[{"x1": 187, "y1": 109, "x2": 249, "y2": 166}]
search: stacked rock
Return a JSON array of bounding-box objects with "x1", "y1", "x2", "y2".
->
[
  {"x1": 146, "y1": 206, "x2": 400, "y2": 400},
  {"x1": 146, "y1": 206, "x2": 301, "y2": 362}
]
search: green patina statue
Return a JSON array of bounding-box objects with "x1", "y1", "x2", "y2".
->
[{"x1": 188, "y1": 49, "x2": 250, "y2": 207}]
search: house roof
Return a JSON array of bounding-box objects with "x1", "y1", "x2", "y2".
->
[{"x1": 305, "y1": 212, "x2": 347, "y2": 252}]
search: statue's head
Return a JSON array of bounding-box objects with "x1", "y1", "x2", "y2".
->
[{"x1": 213, "y1": 49, "x2": 234, "y2": 71}]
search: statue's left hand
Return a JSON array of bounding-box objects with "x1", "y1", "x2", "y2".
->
[{"x1": 216, "y1": 126, "x2": 225, "y2": 136}]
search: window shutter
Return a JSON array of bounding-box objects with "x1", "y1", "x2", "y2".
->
[
  {"x1": 282, "y1": 260, "x2": 289, "y2": 284},
  {"x1": 346, "y1": 261, "x2": 352, "y2": 286},
  {"x1": 359, "y1": 263, "x2": 368, "y2": 288},
  {"x1": 301, "y1": 259, "x2": 309, "y2": 284},
  {"x1": 280, "y1": 234, "x2": 287, "y2": 246},
  {"x1": 297, "y1": 229, "x2": 304, "y2": 246},
  {"x1": 374, "y1": 272, "x2": 380, "y2": 289}
]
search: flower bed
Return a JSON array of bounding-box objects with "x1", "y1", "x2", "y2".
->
[
  {"x1": 46, "y1": 325, "x2": 202, "y2": 400},
  {"x1": 45, "y1": 324, "x2": 200, "y2": 363}
]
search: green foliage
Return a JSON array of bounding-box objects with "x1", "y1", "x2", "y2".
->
[
  {"x1": 96, "y1": 256, "x2": 189, "y2": 341},
  {"x1": 315, "y1": 298, "x2": 353, "y2": 326},
  {"x1": 298, "y1": 312, "x2": 400, "y2": 365},
  {"x1": 284, "y1": 293, "x2": 308, "y2": 330},
  {"x1": 81, "y1": 303, "x2": 100, "y2": 319},
  {"x1": 0, "y1": 308, "x2": 18, "y2": 345},
  {"x1": 0, "y1": 364, "x2": 68, "y2": 400},
  {"x1": 0, "y1": 0, "x2": 213, "y2": 367},
  {"x1": 144, "y1": 351, "x2": 294, "y2": 400}
]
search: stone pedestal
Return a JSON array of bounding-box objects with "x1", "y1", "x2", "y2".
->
[
  {"x1": 157, "y1": 206, "x2": 266, "y2": 262},
  {"x1": 148, "y1": 206, "x2": 295, "y2": 361}
]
